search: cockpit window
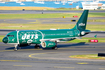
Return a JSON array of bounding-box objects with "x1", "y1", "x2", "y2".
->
[{"x1": 7, "y1": 35, "x2": 14, "y2": 37}]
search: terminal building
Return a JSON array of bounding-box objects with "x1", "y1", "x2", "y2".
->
[
  {"x1": 0, "y1": 0, "x2": 105, "y2": 9},
  {"x1": 82, "y1": 1, "x2": 104, "y2": 10}
]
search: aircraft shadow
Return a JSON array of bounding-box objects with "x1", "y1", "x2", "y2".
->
[
  {"x1": 5, "y1": 42, "x2": 89, "y2": 50},
  {"x1": 5, "y1": 46, "x2": 36, "y2": 50},
  {"x1": 57, "y1": 42, "x2": 89, "y2": 48}
]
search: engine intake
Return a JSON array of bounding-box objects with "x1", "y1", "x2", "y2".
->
[{"x1": 41, "y1": 41, "x2": 56, "y2": 48}]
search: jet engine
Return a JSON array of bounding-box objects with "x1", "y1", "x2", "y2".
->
[
  {"x1": 41, "y1": 41, "x2": 56, "y2": 48},
  {"x1": 80, "y1": 30, "x2": 90, "y2": 36}
]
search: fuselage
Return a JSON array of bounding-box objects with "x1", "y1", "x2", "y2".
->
[{"x1": 2, "y1": 29, "x2": 80, "y2": 44}]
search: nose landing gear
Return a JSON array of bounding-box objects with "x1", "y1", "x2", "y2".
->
[{"x1": 14, "y1": 44, "x2": 18, "y2": 51}]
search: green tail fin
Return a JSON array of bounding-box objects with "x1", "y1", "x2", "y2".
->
[{"x1": 73, "y1": 10, "x2": 89, "y2": 30}]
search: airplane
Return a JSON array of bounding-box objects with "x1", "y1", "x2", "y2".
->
[{"x1": 2, "y1": 10, "x2": 90, "y2": 51}]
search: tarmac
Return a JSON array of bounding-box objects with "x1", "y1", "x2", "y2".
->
[
  {"x1": 0, "y1": 17, "x2": 105, "y2": 24},
  {"x1": 0, "y1": 10, "x2": 105, "y2": 14},
  {"x1": 0, "y1": 29, "x2": 105, "y2": 70},
  {"x1": 0, "y1": 10, "x2": 105, "y2": 70},
  {"x1": 0, "y1": 42, "x2": 105, "y2": 70}
]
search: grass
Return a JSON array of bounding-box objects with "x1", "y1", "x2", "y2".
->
[
  {"x1": 0, "y1": 35, "x2": 5, "y2": 42},
  {"x1": 0, "y1": 13, "x2": 80, "y2": 19},
  {"x1": 0, "y1": 23, "x2": 105, "y2": 31},
  {"x1": 89, "y1": 12, "x2": 105, "y2": 17},
  {"x1": 87, "y1": 24, "x2": 105, "y2": 31},
  {"x1": 0, "y1": 12, "x2": 105, "y2": 19},
  {"x1": 70, "y1": 54, "x2": 105, "y2": 60},
  {"x1": 69, "y1": 19, "x2": 105, "y2": 22},
  {"x1": 0, "y1": 23, "x2": 74, "y2": 30},
  {"x1": 67, "y1": 37, "x2": 105, "y2": 43},
  {"x1": 88, "y1": 19, "x2": 105, "y2": 22}
]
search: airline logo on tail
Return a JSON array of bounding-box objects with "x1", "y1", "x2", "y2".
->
[{"x1": 79, "y1": 23, "x2": 85, "y2": 26}]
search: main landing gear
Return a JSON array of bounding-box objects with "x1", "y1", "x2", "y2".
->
[
  {"x1": 52, "y1": 42, "x2": 57, "y2": 50},
  {"x1": 14, "y1": 44, "x2": 56, "y2": 51},
  {"x1": 52, "y1": 46, "x2": 58, "y2": 50},
  {"x1": 34, "y1": 44, "x2": 40, "y2": 49}
]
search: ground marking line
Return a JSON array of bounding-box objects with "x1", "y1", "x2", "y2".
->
[
  {"x1": 54, "y1": 66, "x2": 74, "y2": 69},
  {"x1": 13, "y1": 65, "x2": 32, "y2": 67},
  {"x1": 77, "y1": 62, "x2": 88, "y2": 64}
]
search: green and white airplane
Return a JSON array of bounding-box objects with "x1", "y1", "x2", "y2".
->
[{"x1": 2, "y1": 10, "x2": 90, "y2": 51}]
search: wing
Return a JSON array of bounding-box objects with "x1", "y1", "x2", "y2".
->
[{"x1": 40, "y1": 37, "x2": 82, "y2": 43}]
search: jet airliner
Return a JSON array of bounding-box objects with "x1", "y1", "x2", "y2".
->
[{"x1": 2, "y1": 10, "x2": 90, "y2": 51}]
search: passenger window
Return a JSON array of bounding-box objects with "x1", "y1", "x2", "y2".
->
[{"x1": 7, "y1": 35, "x2": 14, "y2": 37}]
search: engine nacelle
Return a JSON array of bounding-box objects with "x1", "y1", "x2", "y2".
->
[
  {"x1": 41, "y1": 41, "x2": 56, "y2": 48},
  {"x1": 80, "y1": 30, "x2": 90, "y2": 36},
  {"x1": 18, "y1": 44, "x2": 30, "y2": 47},
  {"x1": 81, "y1": 31, "x2": 85, "y2": 35}
]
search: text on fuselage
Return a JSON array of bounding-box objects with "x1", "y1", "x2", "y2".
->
[{"x1": 22, "y1": 34, "x2": 38, "y2": 40}]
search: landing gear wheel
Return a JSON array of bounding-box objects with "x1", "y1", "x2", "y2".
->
[
  {"x1": 14, "y1": 48, "x2": 18, "y2": 51},
  {"x1": 52, "y1": 41, "x2": 57, "y2": 50},
  {"x1": 34, "y1": 44, "x2": 40, "y2": 49},
  {"x1": 52, "y1": 46, "x2": 58, "y2": 50}
]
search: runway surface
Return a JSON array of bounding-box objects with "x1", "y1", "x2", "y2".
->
[
  {"x1": 0, "y1": 10, "x2": 105, "y2": 14},
  {"x1": 0, "y1": 17, "x2": 105, "y2": 24},
  {"x1": 0, "y1": 42, "x2": 105, "y2": 70},
  {"x1": 0, "y1": 29, "x2": 105, "y2": 70},
  {"x1": 0, "y1": 10, "x2": 105, "y2": 70}
]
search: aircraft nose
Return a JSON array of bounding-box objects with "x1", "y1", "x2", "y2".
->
[{"x1": 2, "y1": 37, "x2": 8, "y2": 43}]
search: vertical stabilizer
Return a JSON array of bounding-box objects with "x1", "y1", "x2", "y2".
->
[{"x1": 73, "y1": 10, "x2": 89, "y2": 30}]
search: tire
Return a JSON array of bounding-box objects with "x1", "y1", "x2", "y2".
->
[
  {"x1": 52, "y1": 46, "x2": 58, "y2": 50},
  {"x1": 34, "y1": 44, "x2": 40, "y2": 49},
  {"x1": 14, "y1": 48, "x2": 17, "y2": 51}
]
